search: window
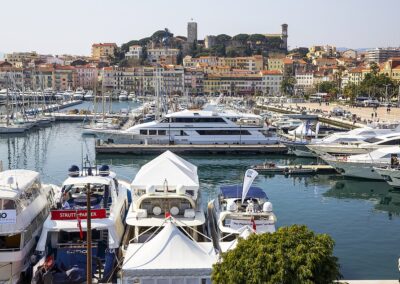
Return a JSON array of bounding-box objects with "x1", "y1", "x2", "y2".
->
[
  {"x1": 380, "y1": 139, "x2": 400, "y2": 145},
  {"x1": 171, "y1": 117, "x2": 226, "y2": 123},
  {"x1": 364, "y1": 137, "x2": 382, "y2": 144},
  {"x1": 148, "y1": 130, "x2": 157, "y2": 135},
  {"x1": 140, "y1": 129, "x2": 148, "y2": 135},
  {"x1": 158, "y1": 130, "x2": 166, "y2": 135},
  {"x1": 196, "y1": 130, "x2": 251, "y2": 135}
]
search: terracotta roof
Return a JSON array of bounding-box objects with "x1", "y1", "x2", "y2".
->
[
  {"x1": 92, "y1": 43, "x2": 117, "y2": 47},
  {"x1": 260, "y1": 70, "x2": 282, "y2": 75}
]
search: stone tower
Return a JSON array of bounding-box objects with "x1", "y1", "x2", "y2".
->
[
  {"x1": 187, "y1": 20, "x2": 198, "y2": 43},
  {"x1": 281, "y1": 23, "x2": 288, "y2": 51}
]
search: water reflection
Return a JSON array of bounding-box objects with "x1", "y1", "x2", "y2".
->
[{"x1": 324, "y1": 179, "x2": 400, "y2": 216}]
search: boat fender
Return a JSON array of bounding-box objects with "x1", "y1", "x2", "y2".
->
[
  {"x1": 263, "y1": 201, "x2": 273, "y2": 213},
  {"x1": 227, "y1": 200, "x2": 237, "y2": 212}
]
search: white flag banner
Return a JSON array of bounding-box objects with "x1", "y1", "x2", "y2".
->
[
  {"x1": 315, "y1": 122, "x2": 320, "y2": 139},
  {"x1": 242, "y1": 169, "x2": 258, "y2": 203}
]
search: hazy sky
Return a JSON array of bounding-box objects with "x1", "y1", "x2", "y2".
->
[{"x1": 1, "y1": 0, "x2": 399, "y2": 56}]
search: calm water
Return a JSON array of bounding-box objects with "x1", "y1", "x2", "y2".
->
[{"x1": 0, "y1": 121, "x2": 399, "y2": 280}]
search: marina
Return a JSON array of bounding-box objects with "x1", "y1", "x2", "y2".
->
[{"x1": 0, "y1": 109, "x2": 399, "y2": 281}]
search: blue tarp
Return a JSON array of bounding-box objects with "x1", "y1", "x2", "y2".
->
[{"x1": 220, "y1": 185, "x2": 267, "y2": 199}]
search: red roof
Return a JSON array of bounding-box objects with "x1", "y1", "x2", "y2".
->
[
  {"x1": 92, "y1": 43, "x2": 117, "y2": 47},
  {"x1": 260, "y1": 70, "x2": 282, "y2": 75}
]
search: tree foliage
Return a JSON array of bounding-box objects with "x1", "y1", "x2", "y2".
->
[
  {"x1": 248, "y1": 34, "x2": 266, "y2": 43},
  {"x1": 315, "y1": 81, "x2": 338, "y2": 95},
  {"x1": 281, "y1": 76, "x2": 297, "y2": 96},
  {"x1": 232, "y1": 34, "x2": 249, "y2": 43},
  {"x1": 212, "y1": 225, "x2": 341, "y2": 284},
  {"x1": 215, "y1": 34, "x2": 232, "y2": 45}
]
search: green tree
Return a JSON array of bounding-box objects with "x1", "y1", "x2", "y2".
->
[
  {"x1": 280, "y1": 76, "x2": 297, "y2": 96},
  {"x1": 215, "y1": 34, "x2": 232, "y2": 45},
  {"x1": 212, "y1": 225, "x2": 341, "y2": 284},
  {"x1": 343, "y1": 83, "x2": 358, "y2": 102},
  {"x1": 232, "y1": 33, "x2": 249, "y2": 43},
  {"x1": 248, "y1": 34, "x2": 266, "y2": 43}
]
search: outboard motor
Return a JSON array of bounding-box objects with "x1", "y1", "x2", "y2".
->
[
  {"x1": 99, "y1": 165, "x2": 110, "y2": 177},
  {"x1": 68, "y1": 165, "x2": 80, "y2": 177},
  {"x1": 263, "y1": 201, "x2": 273, "y2": 213}
]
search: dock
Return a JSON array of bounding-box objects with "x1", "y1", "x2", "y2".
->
[
  {"x1": 252, "y1": 164, "x2": 336, "y2": 174},
  {"x1": 95, "y1": 143, "x2": 288, "y2": 155},
  {"x1": 257, "y1": 104, "x2": 365, "y2": 130}
]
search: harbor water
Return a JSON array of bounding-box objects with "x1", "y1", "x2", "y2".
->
[{"x1": 0, "y1": 106, "x2": 399, "y2": 280}]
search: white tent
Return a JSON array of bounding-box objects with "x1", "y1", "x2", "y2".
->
[
  {"x1": 122, "y1": 222, "x2": 216, "y2": 281},
  {"x1": 288, "y1": 123, "x2": 315, "y2": 137},
  {"x1": 131, "y1": 151, "x2": 199, "y2": 191}
]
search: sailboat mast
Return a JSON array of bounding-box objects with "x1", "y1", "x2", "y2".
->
[{"x1": 5, "y1": 73, "x2": 10, "y2": 126}]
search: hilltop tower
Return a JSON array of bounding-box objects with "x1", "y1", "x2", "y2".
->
[
  {"x1": 281, "y1": 23, "x2": 288, "y2": 51},
  {"x1": 187, "y1": 20, "x2": 198, "y2": 43}
]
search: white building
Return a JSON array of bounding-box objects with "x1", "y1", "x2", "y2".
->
[
  {"x1": 125, "y1": 45, "x2": 143, "y2": 60},
  {"x1": 148, "y1": 48, "x2": 180, "y2": 65},
  {"x1": 261, "y1": 70, "x2": 283, "y2": 95},
  {"x1": 295, "y1": 72, "x2": 314, "y2": 91}
]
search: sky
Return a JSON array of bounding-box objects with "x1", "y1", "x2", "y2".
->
[{"x1": 0, "y1": 0, "x2": 399, "y2": 56}]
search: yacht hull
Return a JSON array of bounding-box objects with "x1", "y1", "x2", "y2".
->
[
  {"x1": 374, "y1": 167, "x2": 400, "y2": 188},
  {"x1": 323, "y1": 159, "x2": 386, "y2": 180}
]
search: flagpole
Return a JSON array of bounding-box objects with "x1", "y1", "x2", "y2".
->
[{"x1": 86, "y1": 183, "x2": 92, "y2": 283}]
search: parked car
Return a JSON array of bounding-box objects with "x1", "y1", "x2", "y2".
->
[
  {"x1": 363, "y1": 99, "x2": 379, "y2": 107},
  {"x1": 331, "y1": 107, "x2": 345, "y2": 116}
]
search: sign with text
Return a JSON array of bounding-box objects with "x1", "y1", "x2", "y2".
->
[
  {"x1": 51, "y1": 209, "x2": 107, "y2": 220},
  {"x1": 0, "y1": 210, "x2": 16, "y2": 224}
]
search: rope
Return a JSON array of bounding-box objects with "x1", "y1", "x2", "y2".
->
[{"x1": 105, "y1": 219, "x2": 167, "y2": 283}]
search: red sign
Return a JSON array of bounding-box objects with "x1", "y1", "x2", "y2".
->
[{"x1": 51, "y1": 209, "x2": 107, "y2": 220}]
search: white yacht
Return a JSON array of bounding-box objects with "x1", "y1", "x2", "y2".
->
[
  {"x1": 84, "y1": 90, "x2": 94, "y2": 101},
  {"x1": 91, "y1": 109, "x2": 278, "y2": 145},
  {"x1": 118, "y1": 91, "x2": 128, "y2": 101},
  {"x1": 72, "y1": 87, "x2": 85, "y2": 100},
  {"x1": 208, "y1": 169, "x2": 276, "y2": 241},
  {"x1": 123, "y1": 151, "x2": 205, "y2": 246},
  {"x1": 373, "y1": 166, "x2": 400, "y2": 188},
  {"x1": 0, "y1": 169, "x2": 59, "y2": 283},
  {"x1": 306, "y1": 125, "x2": 400, "y2": 155},
  {"x1": 321, "y1": 146, "x2": 400, "y2": 180},
  {"x1": 31, "y1": 164, "x2": 130, "y2": 283}
]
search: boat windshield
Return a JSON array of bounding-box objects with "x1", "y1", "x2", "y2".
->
[
  {"x1": 364, "y1": 137, "x2": 383, "y2": 144},
  {"x1": 0, "y1": 234, "x2": 21, "y2": 251},
  {"x1": 60, "y1": 183, "x2": 111, "y2": 210}
]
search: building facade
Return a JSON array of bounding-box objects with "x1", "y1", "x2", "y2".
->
[
  {"x1": 187, "y1": 21, "x2": 198, "y2": 43},
  {"x1": 91, "y1": 43, "x2": 118, "y2": 61}
]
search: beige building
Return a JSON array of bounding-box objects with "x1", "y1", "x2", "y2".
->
[
  {"x1": 218, "y1": 56, "x2": 264, "y2": 71},
  {"x1": 5, "y1": 51, "x2": 38, "y2": 67},
  {"x1": 147, "y1": 48, "x2": 179, "y2": 65},
  {"x1": 91, "y1": 43, "x2": 118, "y2": 61}
]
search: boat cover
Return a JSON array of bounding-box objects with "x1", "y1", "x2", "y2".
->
[{"x1": 220, "y1": 185, "x2": 267, "y2": 199}]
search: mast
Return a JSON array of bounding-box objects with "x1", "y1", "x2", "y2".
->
[
  {"x1": 5, "y1": 73, "x2": 9, "y2": 126},
  {"x1": 93, "y1": 75, "x2": 98, "y2": 123},
  {"x1": 86, "y1": 182, "x2": 92, "y2": 283}
]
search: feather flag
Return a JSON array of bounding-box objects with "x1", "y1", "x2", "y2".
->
[
  {"x1": 251, "y1": 216, "x2": 257, "y2": 231},
  {"x1": 76, "y1": 211, "x2": 83, "y2": 240},
  {"x1": 242, "y1": 169, "x2": 258, "y2": 203}
]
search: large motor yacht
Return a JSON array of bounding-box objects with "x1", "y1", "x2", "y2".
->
[
  {"x1": 373, "y1": 166, "x2": 400, "y2": 189},
  {"x1": 208, "y1": 169, "x2": 276, "y2": 242},
  {"x1": 123, "y1": 151, "x2": 206, "y2": 247},
  {"x1": 321, "y1": 146, "x2": 400, "y2": 180},
  {"x1": 306, "y1": 125, "x2": 400, "y2": 156},
  {"x1": 0, "y1": 170, "x2": 59, "y2": 283},
  {"x1": 89, "y1": 109, "x2": 278, "y2": 145},
  {"x1": 31, "y1": 164, "x2": 130, "y2": 283}
]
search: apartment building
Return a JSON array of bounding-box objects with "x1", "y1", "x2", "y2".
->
[
  {"x1": 261, "y1": 70, "x2": 283, "y2": 95},
  {"x1": 125, "y1": 45, "x2": 143, "y2": 60},
  {"x1": 147, "y1": 48, "x2": 180, "y2": 65},
  {"x1": 91, "y1": 43, "x2": 118, "y2": 61},
  {"x1": 367, "y1": 48, "x2": 400, "y2": 63}
]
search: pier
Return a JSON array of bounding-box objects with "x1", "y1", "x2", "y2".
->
[
  {"x1": 257, "y1": 104, "x2": 365, "y2": 129},
  {"x1": 95, "y1": 143, "x2": 288, "y2": 155}
]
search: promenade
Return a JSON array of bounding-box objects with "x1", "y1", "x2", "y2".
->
[{"x1": 282, "y1": 102, "x2": 400, "y2": 124}]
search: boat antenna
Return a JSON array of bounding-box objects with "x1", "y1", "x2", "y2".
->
[{"x1": 81, "y1": 142, "x2": 84, "y2": 176}]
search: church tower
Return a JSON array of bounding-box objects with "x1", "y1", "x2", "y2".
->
[{"x1": 281, "y1": 23, "x2": 288, "y2": 51}]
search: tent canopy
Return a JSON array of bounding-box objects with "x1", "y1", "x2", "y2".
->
[
  {"x1": 122, "y1": 222, "x2": 216, "y2": 277},
  {"x1": 131, "y1": 151, "x2": 199, "y2": 190}
]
